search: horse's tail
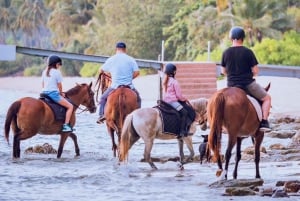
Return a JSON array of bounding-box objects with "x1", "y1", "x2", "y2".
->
[
  {"x1": 4, "y1": 100, "x2": 21, "y2": 144},
  {"x1": 208, "y1": 92, "x2": 225, "y2": 162},
  {"x1": 119, "y1": 113, "x2": 139, "y2": 162}
]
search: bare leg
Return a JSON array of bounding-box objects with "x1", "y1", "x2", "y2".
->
[{"x1": 261, "y1": 94, "x2": 271, "y2": 120}]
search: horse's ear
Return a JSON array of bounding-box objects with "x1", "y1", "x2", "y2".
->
[
  {"x1": 265, "y1": 82, "x2": 271, "y2": 92},
  {"x1": 89, "y1": 82, "x2": 93, "y2": 88}
]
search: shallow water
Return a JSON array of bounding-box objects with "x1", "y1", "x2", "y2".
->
[{"x1": 0, "y1": 89, "x2": 299, "y2": 201}]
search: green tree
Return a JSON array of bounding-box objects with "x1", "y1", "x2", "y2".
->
[
  {"x1": 253, "y1": 30, "x2": 300, "y2": 65},
  {"x1": 14, "y1": 0, "x2": 49, "y2": 47}
]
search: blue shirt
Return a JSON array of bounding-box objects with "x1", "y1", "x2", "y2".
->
[{"x1": 101, "y1": 52, "x2": 139, "y2": 89}]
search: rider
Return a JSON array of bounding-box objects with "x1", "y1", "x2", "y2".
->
[
  {"x1": 162, "y1": 63, "x2": 189, "y2": 138},
  {"x1": 221, "y1": 26, "x2": 271, "y2": 131},
  {"x1": 41, "y1": 55, "x2": 73, "y2": 132},
  {"x1": 97, "y1": 42, "x2": 141, "y2": 124}
]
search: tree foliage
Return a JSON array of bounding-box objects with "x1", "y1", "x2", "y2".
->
[{"x1": 0, "y1": 0, "x2": 299, "y2": 76}]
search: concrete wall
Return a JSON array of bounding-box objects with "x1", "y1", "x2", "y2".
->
[{"x1": 164, "y1": 62, "x2": 217, "y2": 100}]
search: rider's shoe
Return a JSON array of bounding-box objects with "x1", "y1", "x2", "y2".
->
[
  {"x1": 96, "y1": 115, "x2": 106, "y2": 124},
  {"x1": 61, "y1": 123, "x2": 73, "y2": 132},
  {"x1": 259, "y1": 119, "x2": 271, "y2": 132}
]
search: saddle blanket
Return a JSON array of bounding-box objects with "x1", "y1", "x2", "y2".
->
[
  {"x1": 247, "y1": 95, "x2": 262, "y2": 121},
  {"x1": 154, "y1": 100, "x2": 196, "y2": 136},
  {"x1": 39, "y1": 94, "x2": 66, "y2": 121}
]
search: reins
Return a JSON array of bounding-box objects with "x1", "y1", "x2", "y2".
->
[{"x1": 95, "y1": 72, "x2": 112, "y2": 103}]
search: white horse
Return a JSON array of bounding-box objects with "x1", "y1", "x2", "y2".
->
[{"x1": 119, "y1": 98, "x2": 208, "y2": 170}]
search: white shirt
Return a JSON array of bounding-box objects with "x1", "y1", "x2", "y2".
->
[{"x1": 41, "y1": 68, "x2": 63, "y2": 92}]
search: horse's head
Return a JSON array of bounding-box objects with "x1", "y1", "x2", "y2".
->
[
  {"x1": 66, "y1": 82, "x2": 97, "y2": 113},
  {"x1": 189, "y1": 98, "x2": 208, "y2": 131}
]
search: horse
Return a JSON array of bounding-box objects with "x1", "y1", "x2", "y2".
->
[
  {"x1": 96, "y1": 72, "x2": 139, "y2": 157},
  {"x1": 4, "y1": 82, "x2": 96, "y2": 158},
  {"x1": 119, "y1": 98, "x2": 208, "y2": 170},
  {"x1": 207, "y1": 84, "x2": 270, "y2": 180}
]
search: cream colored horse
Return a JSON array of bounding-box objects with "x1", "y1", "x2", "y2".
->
[{"x1": 119, "y1": 98, "x2": 208, "y2": 170}]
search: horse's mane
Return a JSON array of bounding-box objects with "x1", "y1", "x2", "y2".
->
[
  {"x1": 66, "y1": 84, "x2": 86, "y2": 96},
  {"x1": 190, "y1": 98, "x2": 207, "y2": 113}
]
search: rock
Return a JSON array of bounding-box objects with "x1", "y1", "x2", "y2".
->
[
  {"x1": 269, "y1": 143, "x2": 286, "y2": 150},
  {"x1": 24, "y1": 143, "x2": 57, "y2": 154},
  {"x1": 259, "y1": 186, "x2": 274, "y2": 196},
  {"x1": 266, "y1": 130, "x2": 296, "y2": 139},
  {"x1": 291, "y1": 131, "x2": 300, "y2": 144},
  {"x1": 243, "y1": 146, "x2": 267, "y2": 155},
  {"x1": 284, "y1": 180, "x2": 300, "y2": 193},
  {"x1": 225, "y1": 187, "x2": 256, "y2": 196},
  {"x1": 272, "y1": 188, "x2": 289, "y2": 198},
  {"x1": 209, "y1": 178, "x2": 264, "y2": 188}
]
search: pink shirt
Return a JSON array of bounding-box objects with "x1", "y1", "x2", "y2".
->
[{"x1": 163, "y1": 77, "x2": 186, "y2": 103}]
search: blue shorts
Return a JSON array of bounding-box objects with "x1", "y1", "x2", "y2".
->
[{"x1": 42, "y1": 91, "x2": 62, "y2": 103}]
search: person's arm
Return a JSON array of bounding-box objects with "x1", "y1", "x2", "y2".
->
[
  {"x1": 133, "y1": 71, "x2": 139, "y2": 79},
  {"x1": 221, "y1": 66, "x2": 227, "y2": 76},
  {"x1": 173, "y1": 81, "x2": 187, "y2": 102},
  {"x1": 252, "y1": 65, "x2": 259, "y2": 77},
  {"x1": 57, "y1": 82, "x2": 63, "y2": 94}
]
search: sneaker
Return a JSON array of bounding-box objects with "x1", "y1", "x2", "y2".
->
[
  {"x1": 259, "y1": 119, "x2": 271, "y2": 132},
  {"x1": 96, "y1": 115, "x2": 106, "y2": 124},
  {"x1": 61, "y1": 123, "x2": 73, "y2": 132}
]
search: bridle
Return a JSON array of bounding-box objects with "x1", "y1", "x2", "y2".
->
[{"x1": 95, "y1": 72, "x2": 112, "y2": 103}]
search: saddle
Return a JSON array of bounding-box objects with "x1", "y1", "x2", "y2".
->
[
  {"x1": 235, "y1": 86, "x2": 263, "y2": 121},
  {"x1": 39, "y1": 93, "x2": 67, "y2": 121},
  {"x1": 154, "y1": 100, "x2": 196, "y2": 136}
]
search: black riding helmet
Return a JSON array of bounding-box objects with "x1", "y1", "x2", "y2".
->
[
  {"x1": 47, "y1": 55, "x2": 62, "y2": 66},
  {"x1": 164, "y1": 63, "x2": 177, "y2": 77},
  {"x1": 229, "y1": 26, "x2": 245, "y2": 40}
]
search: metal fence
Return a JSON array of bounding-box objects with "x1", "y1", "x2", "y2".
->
[{"x1": 16, "y1": 46, "x2": 300, "y2": 78}]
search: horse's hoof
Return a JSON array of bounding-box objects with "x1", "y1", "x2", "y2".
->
[
  {"x1": 216, "y1": 169, "x2": 222, "y2": 177},
  {"x1": 177, "y1": 163, "x2": 184, "y2": 171}
]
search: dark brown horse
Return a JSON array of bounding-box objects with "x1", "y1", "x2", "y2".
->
[
  {"x1": 96, "y1": 72, "x2": 139, "y2": 157},
  {"x1": 207, "y1": 85, "x2": 270, "y2": 180},
  {"x1": 4, "y1": 83, "x2": 96, "y2": 158}
]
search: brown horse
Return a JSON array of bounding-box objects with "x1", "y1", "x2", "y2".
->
[
  {"x1": 119, "y1": 98, "x2": 208, "y2": 170},
  {"x1": 4, "y1": 83, "x2": 96, "y2": 158},
  {"x1": 207, "y1": 85, "x2": 270, "y2": 180},
  {"x1": 96, "y1": 72, "x2": 139, "y2": 157}
]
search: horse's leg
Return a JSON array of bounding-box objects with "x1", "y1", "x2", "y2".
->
[
  {"x1": 254, "y1": 131, "x2": 264, "y2": 178},
  {"x1": 183, "y1": 136, "x2": 195, "y2": 162},
  {"x1": 144, "y1": 140, "x2": 157, "y2": 170},
  {"x1": 108, "y1": 128, "x2": 117, "y2": 157},
  {"x1": 177, "y1": 138, "x2": 184, "y2": 161},
  {"x1": 222, "y1": 135, "x2": 237, "y2": 180},
  {"x1": 233, "y1": 137, "x2": 242, "y2": 179},
  {"x1": 13, "y1": 134, "x2": 21, "y2": 158},
  {"x1": 57, "y1": 133, "x2": 69, "y2": 158},
  {"x1": 69, "y1": 133, "x2": 80, "y2": 157}
]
